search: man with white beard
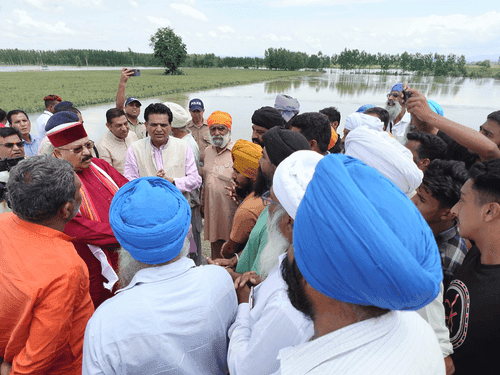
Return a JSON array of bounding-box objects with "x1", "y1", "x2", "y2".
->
[
  {"x1": 227, "y1": 150, "x2": 322, "y2": 375},
  {"x1": 202, "y1": 111, "x2": 238, "y2": 259},
  {"x1": 385, "y1": 83, "x2": 411, "y2": 144},
  {"x1": 83, "y1": 177, "x2": 237, "y2": 375}
]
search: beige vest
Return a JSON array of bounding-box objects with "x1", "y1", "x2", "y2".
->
[{"x1": 131, "y1": 137, "x2": 189, "y2": 200}]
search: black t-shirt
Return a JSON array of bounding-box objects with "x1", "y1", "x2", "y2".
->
[
  {"x1": 444, "y1": 246, "x2": 500, "y2": 374},
  {"x1": 437, "y1": 131, "x2": 479, "y2": 169}
]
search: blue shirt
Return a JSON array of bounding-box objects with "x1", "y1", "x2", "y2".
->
[{"x1": 23, "y1": 134, "x2": 41, "y2": 157}]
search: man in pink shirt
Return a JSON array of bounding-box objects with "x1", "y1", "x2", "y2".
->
[{"x1": 124, "y1": 103, "x2": 201, "y2": 196}]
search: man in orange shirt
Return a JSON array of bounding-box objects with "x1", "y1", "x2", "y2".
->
[{"x1": 0, "y1": 155, "x2": 94, "y2": 375}]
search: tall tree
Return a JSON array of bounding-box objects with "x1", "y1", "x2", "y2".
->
[{"x1": 149, "y1": 27, "x2": 187, "y2": 75}]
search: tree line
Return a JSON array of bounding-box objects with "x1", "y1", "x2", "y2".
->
[
  {"x1": 1, "y1": 47, "x2": 496, "y2": 79},
  {"x1": 0, "y1": 49, "x2": 159, "y2": 67}
]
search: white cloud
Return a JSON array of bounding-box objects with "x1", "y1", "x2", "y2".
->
[
  {"x1": 13, "y1": 9, "x2": 76, "y2": 35},
  {"x1": 67, "y1": 0, "x2": 104, "y2": 9},
  {"x1": 146, "y1": 16, "x2": 171, "y2": 27},
  {"x1": 264, "y1": 33, "x2": 292, "y2": 42},
  {"x1": 129, "y1": 0, "x2": 139, "y2": 8},
  {"x1": 170, "y1": 3, "x2": 208, "y2": 22},
  {"x1": 23, "y1": 0, "x2": 44, "y2": 9},
  {"x1": 208, "y1": 31, "x2": 217, "y2": 37},
  {"x1": 217, "y1": 25, "x2": 235, "y2": 33},
  {"x1": 270, "y1": 0, "x2": 385, "y2": 6}
]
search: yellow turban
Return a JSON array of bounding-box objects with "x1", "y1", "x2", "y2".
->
[
  {"x1": 231, "y1": 139, "x2": 262, "y2": 179},
  {"x1": 328, "y1": 127, "x2": 338, "y2": 149},
  {"x1": 207, "y1": 111, "x2": 232, "y2": 130}
]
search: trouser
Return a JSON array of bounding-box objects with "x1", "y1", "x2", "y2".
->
[{"x1": 188, "y1": 205, "x2": 203, "y2": 265}]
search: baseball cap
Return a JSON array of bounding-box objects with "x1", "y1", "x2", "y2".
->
[
  {"x1": 126, "y1": 97, "x2": 142, "y2": 106},
  {"x1": 189, "y1": 98, "x2": 204, "y2": 111}
]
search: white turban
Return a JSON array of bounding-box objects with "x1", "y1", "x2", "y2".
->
[
  {"x1": 345, "y1": 127, "x2": 423, "y2": 196},
  {"x1": 163, "y1": 102, "x2": 190, "y2": 128},
  {"x1": 344, "y1": 112, "x2": 384, "y2": 132},
  {"x1": 273, "y1": 150, "x2": 324, "y2": 219}
]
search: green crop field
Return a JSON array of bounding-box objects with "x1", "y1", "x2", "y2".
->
[{"x1": 0, "y1": 68, "x2": 314, "y2": 113}]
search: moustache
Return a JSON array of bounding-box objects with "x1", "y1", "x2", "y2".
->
[{"x1": 82, "y1": 155, "x2": 93, "y2": 162}]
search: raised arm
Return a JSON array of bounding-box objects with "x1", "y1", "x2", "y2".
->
[
  {"x1": 116, "y1": 68, "x2": 134, "y2": 109},
  {"x1": 406, "y1": 88, "x2": 500, "y2": 161}
]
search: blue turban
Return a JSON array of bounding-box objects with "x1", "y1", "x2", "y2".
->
[
  {"x1": 294, "y1": 154, "x2": 442, "y2": 310},
  {"x1": 356, "y1": 104, "x2": 375, "y2": 113},
  {"x1": 391, "y1": 83, "x2": 403, "y2": 92},
  {"x1": 428, "y1": 100, "x2": 444, "y2": 116},
  {"x1": 110, "y1": 177, "x2": 191, "y2": 265},
  {"x1": 45, "y1": 111, "x2": 79, "y2": 132}
]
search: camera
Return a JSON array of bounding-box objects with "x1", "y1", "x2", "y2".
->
[
  {"x1": 131, "y1": 69, "x2": 141, "y2": 77},
  {"x1": 402, "y1": 89, "x2": 412, "y2": 104},
  {"x1": 0, "y1": 157, "x2": 24, "y2": 203}
]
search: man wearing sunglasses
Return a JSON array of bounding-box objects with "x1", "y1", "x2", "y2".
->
[
  {"x1": 0, "y1": 127, "x2": 25, "y2": 214},
  {"x1": 47, "y1": 112, "x2": 129, "y2": 309},
  {"x1": 384, "y1": 83, "x2": 412, "y2": 144}
]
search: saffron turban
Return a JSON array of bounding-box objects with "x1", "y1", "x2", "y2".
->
[
  {"x1": 163, "y1": 102, "x2": 190, "y2": 128},
  {"x1": 262, "y1": 127, "x2": 311, "y2": 167},
  {"x1": 109, "y1": 177, "x2": 191, "y2": 265},
  {"x1": 356, "y1": 104, "x2": 375, "y2": 113},
  {"x1": 294, "y1": 154, "x2": 442, "y2": 310},
  {"x1": 231, "y1": 139, "x2": 263, "y2": 179},
  {"x1": 344, "y1": 112, "x2": 384, "y2": 132},
  {"x1": 328, "y1": 127, "x2": 338, "y2": 149},
  {"x1": 274, "y1": 94, "x2": 300, "y2": 122},
  {"x1": 252, "y1": 106, "x2": 285, "y2": 130},
  {"x1": 207, "y1": 111, "x2": 232, "y2": 130},
  {"x1": 273, "y1": 150, "x2": 323, "y2": 219},
  {"x1": 345, "y1": 126, "x2": 423, "y2": 196}
]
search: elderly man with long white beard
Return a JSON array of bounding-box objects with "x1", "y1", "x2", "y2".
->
[
  {"x1": 227, "y1": 150, "x2": 322, "y2": 375},
  {"x1": 385, "y1": 83, "x2": 412, "y2": 144},
  {"x1": 82, "y1": 177, "x2": 237, "y2": 375}
]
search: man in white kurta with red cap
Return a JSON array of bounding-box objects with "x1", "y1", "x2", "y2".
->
[{"x1": 47, "y1": 111, "x2": 129, "y2": 308}]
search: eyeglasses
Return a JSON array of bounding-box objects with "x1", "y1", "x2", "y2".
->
[
  {"x1": 59, "y1": 140, "x2": 94, "y2": 154},
  {"x1": 387, "y1": 92, "x2": 400, "y2": 99},
  {"x1": 261, "y1": 190, "x2": 280, "y2": 207},
  {"x1": 0, "y1": 141, "x2": 26, "y2": 148}
]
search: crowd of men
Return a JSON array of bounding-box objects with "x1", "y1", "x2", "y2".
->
[{"x1": 0, "y1": 71, "x2": 500, "y2": 374}]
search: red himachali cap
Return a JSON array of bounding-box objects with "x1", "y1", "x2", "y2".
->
[{"x1": 47, "y1": 122, "x2": 88, "y2": 147}]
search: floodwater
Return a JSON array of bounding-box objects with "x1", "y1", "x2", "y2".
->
[{"x1": 27, "y1": 69, "x2": 500, "y2": 143}]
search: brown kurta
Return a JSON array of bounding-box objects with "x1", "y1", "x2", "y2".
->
[
  {"x1": 202, "y1": 141, "x2": 238, "y2": 242},
  {"x1": 186, "y1": 119, "x2": 210, "y2": 163}
]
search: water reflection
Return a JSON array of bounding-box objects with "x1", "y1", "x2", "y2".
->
[
  {"x1": 263, "y1": 70, "x2": 475, "y2": 99},
  {"x1": 28, "y1": 71, "x2": 499, "y2": 141}
]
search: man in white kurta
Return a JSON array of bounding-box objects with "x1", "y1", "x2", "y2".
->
[
  {"x1": 83, "y1": 177, "x2": 237, "y2": 374},
  {"x1": 227, "y1": 151, "x2": 322, "y2": 375},
  {"x1": 96, "y1": 108, "x2": 138, "y2": 174},
  {"x1": 274, "y1": 154, "x2": 445, "y2": 374}
]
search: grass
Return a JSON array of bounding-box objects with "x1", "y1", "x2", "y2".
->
[{"x1": 0, "y1": 68, "x2": 314, "y2": 112}]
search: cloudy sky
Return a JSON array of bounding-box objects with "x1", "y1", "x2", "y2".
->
[{"x1": 1, "y1": 0, "x2": 499, "y2": 61}]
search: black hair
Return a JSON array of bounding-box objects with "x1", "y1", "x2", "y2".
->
[
  {"x1": 289, "y1": 112, "x2": 330, "y2": 153},
  {"x1": 0, "y1": 109, "x2": 6, "y2": 124},
  {"x1": 469, "y1": 159, "x2": 500, "y2": 204},
  {"x1": 487, "y1": 110, "x2": 500, "y2": 126},
  {"x1": 144, "y1": 103, "x2": 173, "y2": 124},
  {"x1": 364, "y1": 107, "x2": 390, "y2": 131},
  {"x1": 319, "y1": 107, "x2": 341, "y2": 124},
  {"x1": 0, "y1": 127, "x2": 22, "y2": 140},
  {"x1": 407, "y1": 131, "x2": 447, "y2": 161},
  {"x1": 106, "y1": 108, "x2": 126, "y2": 124},
  {"x1": 422, "y1": 159, "x2": 468, "y2": 208},
  {"x1": 6, "y1": 110, "x2": 29, "y2": 124}
]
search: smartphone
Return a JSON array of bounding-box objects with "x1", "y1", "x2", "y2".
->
[{"x1": 131, "y1": 69, "x2": 141, "y2": 77}]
